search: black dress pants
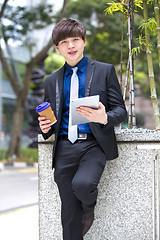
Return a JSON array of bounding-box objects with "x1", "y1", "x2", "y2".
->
[{"x1": 54, "y1": 137, "x2": 106, "y2": 240}]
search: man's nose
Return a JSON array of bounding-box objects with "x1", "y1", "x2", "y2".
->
[{"x1": 68, "y1": 41, "x2": 74, "y2": 48}]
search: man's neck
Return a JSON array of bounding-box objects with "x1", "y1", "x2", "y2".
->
[{"x1": 66, "y1": 54, "x2": 84, "y2": 67}]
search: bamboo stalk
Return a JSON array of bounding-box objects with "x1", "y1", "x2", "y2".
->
[
  {"x1": 120, "y1": 2, "x2": 126, "y2": 129},
  {"x1": 121, "y1": 58, "x2": 129, "y2": 129},
  {"x1": 154, "y1": 0, "x2": 160, "y2": 68},
  {"x1": 120, "y1": 3, "x2": 125, "y2": 90},
  {"x1": 127, "y1": 0, "x2": 136, "y2": 129},
  {"x1": 143, "y1": 0, "x2": 160, "y2": 130},
  {"x1": 131, "y1": 0, "x2": 136, "y2": 128},
  {"x1": 123, "y1": 58, "x2": 130, "y2": 101},
  {"x1": 128, "y1": 0, "x2": 132, "y2": 129}
]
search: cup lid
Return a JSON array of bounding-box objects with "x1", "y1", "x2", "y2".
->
[{"x1": 36, "y1": 102, "x2": 50, "y2": 112}]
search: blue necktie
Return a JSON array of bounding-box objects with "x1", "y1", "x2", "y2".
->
[{"x1": 68, "y1": 67, "x2": 79, "y2": 143}]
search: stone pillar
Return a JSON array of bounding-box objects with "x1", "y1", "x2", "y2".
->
[{"x1": 38, "y1": 129, "x2": 160, "y2": 240}]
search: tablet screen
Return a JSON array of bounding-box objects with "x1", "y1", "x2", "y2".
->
[{"x1": 71, "y1": 95, "x2": 99, "y2": 125}]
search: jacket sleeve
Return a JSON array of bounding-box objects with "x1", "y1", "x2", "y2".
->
[
  {"x1": 41, "y1": 76, "x2": 56, "y2": 140},
  {"x1": 102, "y1": 65, "x2": 127, "y2": 129}
]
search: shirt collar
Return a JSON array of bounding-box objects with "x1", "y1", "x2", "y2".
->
[{"x1": 65, "y1": 55, "x2": 87, "y2": 77}]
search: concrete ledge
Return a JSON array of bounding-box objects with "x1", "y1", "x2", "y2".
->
[{"x1": 38, "y1": 129, "x2": 160, "y2": 240}]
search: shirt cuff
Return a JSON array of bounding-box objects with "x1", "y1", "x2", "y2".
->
[{"x1": 102, "y1": 114, "x2": 108, "y2": 125}]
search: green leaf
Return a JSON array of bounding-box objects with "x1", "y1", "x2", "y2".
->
[
  {"x1": 134, "y1": 0, "x2": 143, "y2": 9},
  {"x1": 139, "y1": 18, "x2": 157, "y2": 35},
  {"x1": 132, "y1": 47, "x2": 141, "y2": 57},
  {"x1": 105, "y1": 2, "x2": 127, "y2": 15}
]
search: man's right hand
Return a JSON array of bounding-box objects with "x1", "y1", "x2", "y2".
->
[{"x1": 38, "y1": 116, "x2": 51, "y2": 133}]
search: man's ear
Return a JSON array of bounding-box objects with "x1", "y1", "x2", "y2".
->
[
  {"x1": 84, "y1": 39, "x2": 87, "y2": 47},
  {"x1": 55, "y1": 45, "x2": 59, "y2": 52}
]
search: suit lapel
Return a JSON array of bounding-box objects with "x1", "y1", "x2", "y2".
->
[
  {"x1": 56, "y1": 65, "x2": 65, "y2": 118},
  {"x1": 56, "y1": 59, "x2": 95, "y2": 116},
  {"x1": 85, "y1": 58, "x2": 95, "y2": 96}
]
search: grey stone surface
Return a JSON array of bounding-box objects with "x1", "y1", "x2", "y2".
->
[
  {"x1": 38, "y1": 130, "x2": 160, "y2": 240},
  {"x1": 39, "y1": 138, "x2": 62, "y2": 240},
  {"x1": 115, "y1": 128, "x2": 160, "y2": 141}
]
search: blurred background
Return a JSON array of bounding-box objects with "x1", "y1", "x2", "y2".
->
[
  {"x1": 0, "y1": 0, "x2": 160, "y2": 163},
  {"x1": 0, "y1": 0, "x2": 160, "y2": 239},
  {"x1": 0, "y1": 0, "x2": 64, "y2": 161}
]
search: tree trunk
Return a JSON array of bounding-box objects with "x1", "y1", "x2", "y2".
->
[
  {"x1": 0, "y1": 0, "x2": 9, "y2": 21},
  {"x1": 143, "y1": 0, "x2": 160, "y2": 130},
  {"x1": 60, "y1": 0, "x2": 70, "y2": 19},
  {"x1": 7, "y1": 93, "x2": 25, "y2": 159},
  {"x1": 1, "y1": 0, "x2": 70, "y2": 159}
]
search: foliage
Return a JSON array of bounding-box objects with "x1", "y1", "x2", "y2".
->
[
  {"x1": 44, "y1": 52, "x2": 65, "y2": 74},
  {"x1": 105, "y1": 1, "x2": 128, "y2": 15},
  {"x1": 65, "y1": 0, "x2": 128, "y2": 65},
  {"x1": 0, "y1": 0, "x2": 70, "y2": 158},
  {"x1": 104, "y1": 0, "x2": 160, "y2": 98},
  {"x1": 0, "y1": 147, "x2": 38, "y2": 162},
  {"x1": 20, "y1": 147, "x2": 38, "y2": 162},
  {"x1": 133, "y1": 5, "x2": 160, "y2": 98},
  {"x1": 2, "y1": 3, "x2": 56, "y2": 42},
  {"x1": 105, "y1": 0, "x2": 144, "y2": 15},
  {"x1": 134, "y1": 69, "x2": 148, "y2": 84},
  {"x1": 139, "y1": 18, "x2": 157, "y2": 35}
]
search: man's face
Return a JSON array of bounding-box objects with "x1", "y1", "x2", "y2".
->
[{"x1": 55, "y1": 37, "x2": 86, "y2": 66}]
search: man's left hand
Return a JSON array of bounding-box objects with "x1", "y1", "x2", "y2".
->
[{"x1": 76, "y1": 102, "x2": 107, "y2": 124}]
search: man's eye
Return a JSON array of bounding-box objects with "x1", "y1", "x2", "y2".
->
[
  {"x1": 74, "y1": 38, "x2": 79, "y2": 41},
  {"x1": 61, "y1": 41, "x2": 67, "y2": 44}
]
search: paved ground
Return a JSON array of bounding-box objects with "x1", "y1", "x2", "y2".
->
[
  {"x1": 0, "y1": 166, "x2": 38, "y2": 212},
  {"x1": 0, "y1": 165, "x2": 39, "y2": 239},
  {"x1": 0, "y1": 205, "x2": 39, "y2": 240}
]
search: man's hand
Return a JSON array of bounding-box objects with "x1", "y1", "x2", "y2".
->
[
  {"x1": 38, "y1": 116, "x2": 51, "y2": 133},
  {"x1": 76, "y1": 102, "x2": 107, "y2": 124}
]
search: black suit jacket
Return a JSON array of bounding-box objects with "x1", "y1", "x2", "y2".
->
[{"x1": 42, "y1": 58, "x2": 127, "y2": 168}]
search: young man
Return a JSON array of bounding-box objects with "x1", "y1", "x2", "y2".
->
[{"x1": 38, "y1": 18, "x2": 127, "y2": 240}]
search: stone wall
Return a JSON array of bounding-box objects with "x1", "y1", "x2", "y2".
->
[{"x1": 38, "y1": 129, "x2": 160, "y2": 240}]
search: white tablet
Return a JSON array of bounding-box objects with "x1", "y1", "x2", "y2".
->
[{"x1": 71, "y1": 95, "x2": 99, "y2": 125}]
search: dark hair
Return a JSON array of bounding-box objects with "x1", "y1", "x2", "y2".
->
[{"x1": 52, "y1": 19, "x2": 86, "y2": 46}]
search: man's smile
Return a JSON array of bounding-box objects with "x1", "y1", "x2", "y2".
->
[{"x1": 68, "y1": 51, "x2": 77, "y2": 55}]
